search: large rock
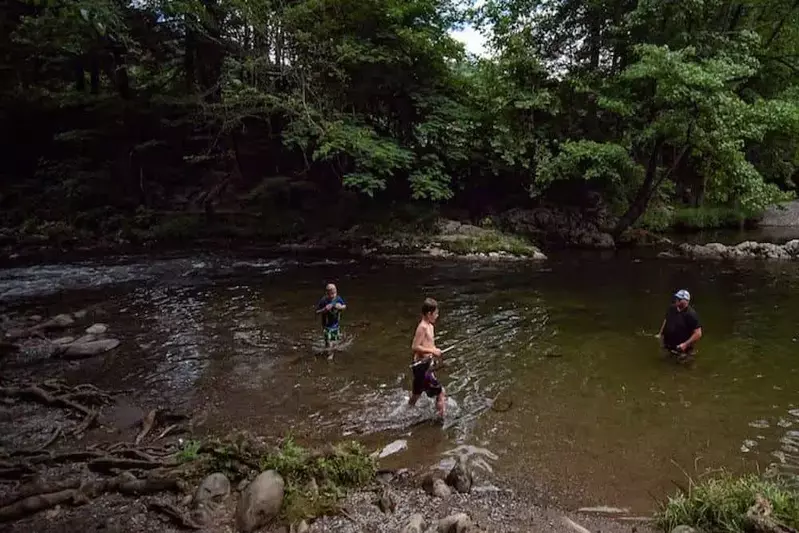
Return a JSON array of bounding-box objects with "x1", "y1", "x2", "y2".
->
[
  {"x1": 236, "y1": 470, "x2": 285, "y2": 533},
  {"x1": 438, "y1": 513, "x2": 473, "y2": 533},
  {"x1": 445, "y1": 456, "x2": 473, "y2": 494},
  {"x1": 194, "y1": 472, "x2": 231, "y2": 508},
  {"x1": 676, "y1": 240, "x2": 799, "y2": 261},
  {"x1": 60, "y1": 339, "x2": 120, "y2": 359},
  {"x1": 402, "y1": 514, "x2": 425, "y2": 533}
]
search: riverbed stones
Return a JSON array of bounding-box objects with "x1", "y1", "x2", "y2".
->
[
  {"x1": 85, "y1": 323, "x2": 108, "y2": 335},
  {"x1": 670, "y1": 526, "x2": 697, "y2": 533},
  {"x1": 437, "y1": 513, "x2": 473, "y2": 533},
  {"x1": 42, "y1": 314, "x2": 75, "y2": 329},
  {"x1": 51, "y1": 336, "x2": 76, "y2": 346},
  {"x1": 194, "y1": 472, "x2": 231, "y2": 507},
  {"x1": 61, "y1": 338, "x2": 120, "y2": 358},
  {"x1": 236, "y1": 470, "x2": 285, "y2": 533},
  {"x1": 401, "y1": 514, "x2": 425, "y2": 533},
  {"x1": 446, "y1": 456, "x2": 473, "y2": 494},
  {"x1": 432, "y1": 479, "x2": 452, "y2": 499},
  {"x1": 422, "y1": 470, "x2": 446, "y2": 495}
]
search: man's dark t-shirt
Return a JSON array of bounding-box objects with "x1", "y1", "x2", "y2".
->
[{"x1": 662, "y1": 305, "x2": 701, "y2": 349}]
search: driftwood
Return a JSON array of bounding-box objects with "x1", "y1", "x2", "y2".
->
[
  {"x1": 136, "y1": 409, "x2": 157, "y2": 445},
  {"x1": 0, "y1": 475, "x2": 181, "y2": 522}
]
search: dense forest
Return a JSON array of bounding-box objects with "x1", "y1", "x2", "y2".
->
[{"x1": 2, "y1": 0, "x2": 799, "y2": 247}]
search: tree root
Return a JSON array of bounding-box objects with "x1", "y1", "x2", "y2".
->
[
  {"x1": 0, "y1": 474, "x2": 182, "y2": 522},
  {"x1": 148, "y1": 500, "x2": 202, "y2": 529},
  {"x1": 136, "y1": 409, "x2": 157, "y2": 445},
  {"x1": 0, "y1": 385, "x2": 92, "y2": 416}
]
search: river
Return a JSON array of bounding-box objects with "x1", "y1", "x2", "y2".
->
[{"x1": 1, "y1": 249, "x2": 798, "y2": 514}]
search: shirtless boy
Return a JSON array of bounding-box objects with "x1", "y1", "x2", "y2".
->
[{"x1": 409, "y1": 298, "x2": 447, "y2": 418}]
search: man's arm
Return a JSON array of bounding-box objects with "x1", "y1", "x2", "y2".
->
[{"x1": 679, "y1": 327, "x2": 702, "y2": 351}]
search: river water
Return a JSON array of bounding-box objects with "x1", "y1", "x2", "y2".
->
[{"x1": 1, "y1": 250, "x2": 798, "y2": 513}]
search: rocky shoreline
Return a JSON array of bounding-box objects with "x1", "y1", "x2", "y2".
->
[{"x1": 664, "y1": 240, "x2": 799, "y2": 261}]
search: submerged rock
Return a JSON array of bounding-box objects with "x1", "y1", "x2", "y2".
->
[
  {"x1": 85, "y1": 323, "x2": 108, "y2": 335},
  {"x1": 377, "y1": 439, "x2": 408, "y2": 459},
  {"x1": 236, "y1": 470, "x2": 285, "y2": 533},
  {"x1": 60, "y1": 339, "x2": 120, "y2": 358}
]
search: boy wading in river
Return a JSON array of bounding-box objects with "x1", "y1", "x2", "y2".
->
[
  {"x1": 409, "y1": 298, "x2": 447, "y2": 418},
  {"x1": 316, "y1": 283, "x2": 346, "y2": 348}
]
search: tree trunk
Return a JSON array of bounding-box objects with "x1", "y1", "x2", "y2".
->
[
  {"x1": 612, "y1": 139, "x2": 664, "y2": 238},
  {"x1": 74, "y1": 58, "x2": 86, "y2": 92},
  {"x1": 185, "y1": 27, "x2": 196, "y2": 93},
  {"x1": 112, "y1": 48, "x2": 130, "y2": 99},
  {"x1": 90, "y1": 56, "x2": 100, "y2": 94}
]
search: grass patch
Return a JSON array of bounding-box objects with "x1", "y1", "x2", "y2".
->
[
  {"x1": 655, "y1": 474, "x2": 799, "y2": 533},
  {"x1": 439, "y1": 232, "x2": 539, "y2": 256},
  {"x1": 672, "y1": 207, "x2": 758, "y2": 231},
  {"x1": 184, "y1": 436, "x2": 375, "y2": 524}
]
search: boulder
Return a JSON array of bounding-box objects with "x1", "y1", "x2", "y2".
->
[
  {"x1": 194, "y1": 472, "x2": 231, "y2": 508},
  {"x1": 438, "y1": 513, "x2": 473, "y2": 533},
  {"x1": 446, "y1": 456, "x2": 473, "y2": 494},
  {"x1": 785, "y1": 239, "x2": 799, "y2": 256},
  {"x1": 402, "y1": 514, "x2": 425, "y2": 533},
  {"x1": 85, "y1": 323, "x2": 108, "y2": 335},
  {"x1": 61, "y1": 339, "x2": 120, "y2": 359},
  {"x1": 236, "y1": 470, "x2": 285, "y2": 533},
  {"x1": 432, "y1": 478, "x2": 452, "y2": 499}
]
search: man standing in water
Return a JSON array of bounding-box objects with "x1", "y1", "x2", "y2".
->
[
  {"x1": 409, "y1": 298, "x2": 447, "y2": 418},
  {"x1": 658, "y1": 289, "x2": 703, "y2": 361},
  {"x1": 316, "y1": 283, "x2": 346, "y2": 348}
]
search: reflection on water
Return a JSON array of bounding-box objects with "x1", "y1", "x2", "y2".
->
[{"x1": 2, "y1": 252, "x2": 799, "y2": 512}]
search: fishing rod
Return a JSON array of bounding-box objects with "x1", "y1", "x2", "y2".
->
[{"x1": 409, "y1": 324, "x2": 498, "y2": 368}]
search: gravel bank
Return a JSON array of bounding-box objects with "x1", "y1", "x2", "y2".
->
[{"x1": 311, "y1": 482, "x2": 653, "y2": 533}]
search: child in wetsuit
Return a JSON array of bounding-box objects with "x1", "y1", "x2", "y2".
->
[
  {"x1": 408, "y1": 297, "x2": 447, "y2": 418},
  {"x1": 316, "y1": 283, "x2": 346, "y2": 347}
]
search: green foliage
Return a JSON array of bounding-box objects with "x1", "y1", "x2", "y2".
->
[
  {"x1": 655, "y1": 474, "x2": 799, "y2": 533},
  {"x1": 176, "y1": 439, "x2": 203, "y2": 463},
  {"x1": 5, "y1": 0, "x2": 799, "y2": 239},
  {"x1": 672, "y1": 206, "x2": 755, "y2": 230}
]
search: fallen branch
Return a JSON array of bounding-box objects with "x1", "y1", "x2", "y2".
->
[{"x1": 136, "y1": 409, "x2": 157, "y2": 445}]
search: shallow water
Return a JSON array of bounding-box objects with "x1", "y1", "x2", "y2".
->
[{"x1": 1, "y1": 251, "x2": 798, "y2": 512}]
